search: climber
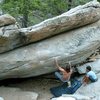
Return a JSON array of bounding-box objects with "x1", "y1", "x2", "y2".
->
[{"x1": 54, "y1": 58, "x2": 73, "y2": 87}]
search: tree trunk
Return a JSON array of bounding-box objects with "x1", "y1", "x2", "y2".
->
[
  {"x1": 68, "y1": 0, "x2": 72, "y2": 10},
  {"x1": 22, "y1": 0, "x2": 29, "y2": 28}
]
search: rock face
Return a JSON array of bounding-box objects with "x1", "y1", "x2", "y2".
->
[
  {"x1": 0, "y1": 20, "x2": 100, "y2": 79},
  {"x1": 0, "y1": 14, "x2": 21, "y2": 53},
  {"x1": 0, "y1": 1, "x2": 100, "y2": 53},
  {"x1": 52, "y1": 96, "x2": 76, "y2": 100},
  {"x1": 77, "y1": 59, "x2": 100, "y2": 74},
  {"x1": 52, "y1": 94, "x2": 91, "y2": 100},
  {"x1": 75, "y1": 73, "x2": 100, "y2": 100},
  {"x1": 0, "y1": 24, "x2": 21, "y2": 53},
  {"x1": 0, "y1": 1, "x2": 100, "y2": 79}
]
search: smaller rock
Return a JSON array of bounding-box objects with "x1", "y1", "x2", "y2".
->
[
  {"x1": 0, "y1": 14, "x2": 16, "y2": 27},
  {"x1": 0, "y1": 87, "x2": 38, "y2": 100}
]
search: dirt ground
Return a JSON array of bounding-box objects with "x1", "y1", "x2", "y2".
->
[{"x1": 0, "y1": 74, "x2": 61, "y2": 100}]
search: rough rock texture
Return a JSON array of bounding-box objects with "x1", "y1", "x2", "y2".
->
[
  {"x1": 0, "y1": 1, "x2": 100, "y2": 79},
  {"x1": 52, "y1": 96, "x2": 76, "y2": 100},
  {"x1": 0, "y1": 1, "x2": 100, "y2": 53},
  {"x1": 0, "y1": 87, "x2": 38, "y2": 100},
  {"x1": 75, "y1": 73, "x2": 100, "y2": 100},
  {"x1": 52, "y1": 94, "x2": 91, "y2": 100},
  {"x1": 0, "y1": 24, "x2": 21, "y2": 53},
  {"x1": 0, "y1": 14, "x2": 16, "y2": 27},
  {"x1": 77, "y1": 59, "x2": 100, "y2": 74},
  {"x1": 0, "y1": 14, "x2": 19, "y2": 53},
  {"x1": 0, "y1": 20, "x2": 100, "y2": 79}
]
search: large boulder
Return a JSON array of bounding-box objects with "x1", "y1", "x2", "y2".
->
[
  {"x1": 0, "y1": 20, "x2": 100, "y2": 79},
  {"x1": 0, "y1": 1, "x2": 100, "y2": 53},
  {"x1": 20, "y1": 0, "x2": 100, "y2": 44}
]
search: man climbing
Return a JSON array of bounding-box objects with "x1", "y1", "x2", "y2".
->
[
  {"x1": 82, "y1": 66, "x2": 98, "y2": 85},
  {"x1": 54, "y1": 59, "x2": 73, "y2": 87}
]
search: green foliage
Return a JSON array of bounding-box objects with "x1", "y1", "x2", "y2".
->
[
  {"x1": 0, "y1": 0, "x2": 93, "y2": 27},
  {"x1": 97, "y1": 0, "x2": 100, "y2": 2},
  {"x1": 72, "y1": 0, "x2": 92, "y2": 7},
  {"x1": 1, "y1": 0, "x2": 20, "y2": 16}
]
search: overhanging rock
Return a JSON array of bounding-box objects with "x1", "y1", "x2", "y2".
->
[{"x1": 0, "y1": 21, "x2": 100, "y2": 79}]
